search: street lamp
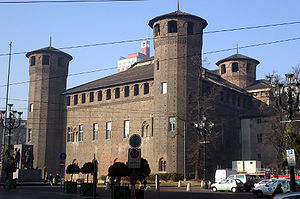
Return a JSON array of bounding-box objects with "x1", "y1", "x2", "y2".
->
[
  {"x1": 192, "y1": 115, "x2": 214, "y2": 189},
  {"x1": 0, "y1": 104, "x2": 23, "y2": 179},
  {"x1": 272, "y1": 73, "x2": 300, "y2": 192}
]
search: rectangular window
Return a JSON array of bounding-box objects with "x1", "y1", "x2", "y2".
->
[
  {"x1": 161, "y1": 82, "x2": 167, "y2": 94},
  {"x1": 187, "y1": 22, "x2": 194, "y2": 35},
  {"x1": 232, "y1": 62, "x2": 239, "y2": 72},
  {"x1": 134, "y1": 84, "x2": 139, "y2": 96},
  {"x1": 124, "y1": 86, "x2": 129, "y2": 97},
  {"x1": 154, "y1": 24, "x2": 160, "y2": 36},
  {"x1": 78, "y1": 125, "x2": 83, "y2": 141},
  {"x1": 30, "y1": 56, "x2": 36, "y2": 66},
  {"x1": 106, "y1": 89, "x2": 111, "y2": 100},
  {"x1": 66, "y1": 96, "x2": 70, "y2": 106},
  {"x1": 42, "y1": 55, "x2": 50, "y2": 65},
  {"x1": 221, "y1": 64, "x2": 226, "y2": 74},
  {"x1": 257, "y1": 133, "x2": 262, "y2": 143},
  {"x1": 98, "y1": 91, "x2": 102, "y2": 101},
  {"x1": 168, "y1": 20, "x2": 177, "y2": 33},
  {"x1": 169, "y1": 117, "x2": 176, "y2": 131},
  {"x1": 144, "y1": 83, "x2": 149, "y2": 95},
  {"x1": 74, "y1": 95, "x2": 78, "y2": 105},
  {"x1": 67, "y1": 127, "x2": 73, "y2": 142},
  {"x1": 58, "y1": 57, "x2": 63, "y2": 66},
  {"x1": 89, "y1": 92, "x2": 94, "y2": 102},
  {"x1": 93, "y1": 123, "x2": 98, "y2": 140},
  {"x1": 82, "y1": 93, "x2": 86, "y2": 104},
  {"x1": 151, "y1": 117, "x2": 154, "y2": 136},
  {"x1": 156, "y1": 60, "x2": 159, "y2": 70},
  {"x1": 106, "y1": 122, "x2": 111, "y2": 140},
  {"x1": 28, "y1": 129, "x2": 32, "y2": 142},
  {"x1": 247, "y1": 63, "x2": 251, "y2": 72},
  {"x1": 115, "y1": 88, "x2": 120, "y2": 99},
  {"x1": 29, "y1": 103, "x2": 33, "y2": 112},
  {"x1": 124, "y1": 120, "x2": 129, "y2": 138}
]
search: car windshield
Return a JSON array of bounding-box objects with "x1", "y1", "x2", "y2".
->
[
  {"x1": 267, "y1": 181, "x2": 277, "y2": 186},
  {"x1": 235, "y1": 179, "x2": 242, "y2": 183}
]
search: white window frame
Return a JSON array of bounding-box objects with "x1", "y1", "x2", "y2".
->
[
  {"x1": 93, "y1": 123, "x2": 98, "y2": 140},
  {"x1": 161, "y1": 82, "x2": 167, "y2": 94},
  {"x1": 67, "y1": 127, "x2": 72, "y2": 142},
  {"x1": 28, "y1": 129, "x2": 32, "y2": 142},
  {"x1": 78, "y1": 125, "x2": 83, "y2": 141},
  {"x1": 29, "y1": 103, "x2": 33, "y2": 112},
  {"x1": 106, "y1": 122, "x2": 111, "y2": 140},
  {"x1": 169, "y1": 117, "x2": 176, "y2": 131},
  {"x1": 124, "y1": 120, "x2": 130, "y2": 138}
]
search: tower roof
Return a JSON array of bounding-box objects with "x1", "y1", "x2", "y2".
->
[
  {"x1": 216, "y1": 53, "x2": 259, "y2": 66},
  {"x1": 148, "y1": 10, "x2": 208, "y2": 28},
  {"x1": 26, "y1": 46, "x2": 73, "y2": 61}
]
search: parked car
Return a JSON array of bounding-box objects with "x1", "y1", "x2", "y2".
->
[
  {"x1": 211, "y1": 179, "x2": 244, "y2": 192},
  {"x1": 227, "y1": 174, "x2": 264, "y2": 192},
  {"x1": 253, "y1": 178, "x2": 290, "y2": 198},
  {"x1": 273, "y1": 192, "x2": 300, "y2": 199},
  {"x1": 215, "y1": 169, "x2": 237, "y2": 183},
  {"x1": 254, "y1": 179, "x2": 274, "y2": 188}
]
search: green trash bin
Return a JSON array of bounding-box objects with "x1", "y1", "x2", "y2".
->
[
  {"x1": 135, "y1": 189, "x2": 144, "y2": 199},
  {"x1": 112, "y1": 186, "x2": 130, "y2": 199},
  {"x1": 80, "y1": 183, "x2": 93, "y2": 196},
  {"x1": 3, "y1": 179, "x2": 16, "y2": 190},
  {"x1": 64, "y1": 181, "x2": 77, "y2": 193}
]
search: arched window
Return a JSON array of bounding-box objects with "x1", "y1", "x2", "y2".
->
[
  {"x1": 159, "y1": 158, "x2": 166, "y2": 172},
  {"x1": 168, "y1": 20, "x2": 177, "y2": 33},
  {"x1": 187, "y1": 22, "x2": 194, "y2": 35},
  {"x1": 142, "y1": 125, "x2": 145, "y2": 137},
  {"x1": 154, "y1": 24, "x2": 160, "y2": 36},
  {"x1": 145, "y1": 125, "x2": 149, "y2": 137}
]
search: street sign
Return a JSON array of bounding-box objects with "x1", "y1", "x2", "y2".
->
[
  {"x1": 59, "y1": 160, "x2": 65, "y2": 168},
  {"x1": 129, "y1": 134, "x2": 141, "y2": 148},
  {"x1": 128, "y1": 148, "x2": 141, "y2": 168},
  {"x1": 60, "y1": 152, "x2": 67, "y2": 160},
  {"x1": 286, "y1": 149, "x2": 296, "y2": 166}
]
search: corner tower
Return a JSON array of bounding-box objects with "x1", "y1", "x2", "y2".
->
[
  {"x1": 26, "y1": 47, "x2": 72, "y2": 175},
  {"x1": 216, "y1": 53, "x2": 259, "y2": 88},
  {"x1": 149, "y1": 10, "x2": 207, "y2": 173}
]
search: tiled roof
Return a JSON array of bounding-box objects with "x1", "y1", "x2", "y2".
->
[
  {"x1": 148, "y1": 10, "x2": 207, "y2": 28},
  {"x1": 245, "y1": 79, "x2": 271, "y2": 91},
  {"x1": 216, "y1": 53, "x2": 259, "y2": 66},
  {"x1": 26, "y1": 46, "x2": 73, "y2": 61},
  {"x1": 64, "y1": 62, "x2": 154, "y2": 95}
]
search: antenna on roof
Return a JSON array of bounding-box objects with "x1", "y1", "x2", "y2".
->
[
  {"x1": 49, "y1": 35, "x2": 52, "y2": 47},
  {"x1": 177, "y1": 0, "x2": 180, "y2": 11},
  {"x1": 236, "y1": 42, "x2": 239, "y2": 54}
]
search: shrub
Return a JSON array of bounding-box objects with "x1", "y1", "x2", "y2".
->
[
  {"x1": 81, "y1": 162, "x2": 95, "y2": 183},
  {"x1": 66, "y1": 163, "x2": 80, "y2": 181},
  {"x1": 108, "y1": 162, "x2": 129, "y2": 185}
]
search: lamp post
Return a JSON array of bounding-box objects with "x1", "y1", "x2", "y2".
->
[
  {"x1": 0, "y1": 104, "x2": 23, "y2": 179},
  {"x1": 272, "y1": 73, "x2": 300, "y2": 192},
  {"x1": 192, "y1": 115, "x2": 214, "y2": 189}
]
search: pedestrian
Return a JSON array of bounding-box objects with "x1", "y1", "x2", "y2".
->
[
  {"x1": 143, "y1": 179, "x2": 147, "y2": 189},
  {"x1": 55, "y1": 173, "x2": 61, "y2": 185},
  {"x1": 49, "y1": 174, "x2": 54, "y2": 186},
  {"x1": 272, "y1": 183, "x2": 283, "y2": 197}
]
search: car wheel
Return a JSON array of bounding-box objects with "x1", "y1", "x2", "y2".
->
[
  {"x1": 212, "y1": 187, "x2": 217, "y2": 192},
  {"x1": 231, "y1": 187, "x2": 237, "y2": 193},
  {"x1": 256, "y1": 190, "x2": 263, "y2": 198}
]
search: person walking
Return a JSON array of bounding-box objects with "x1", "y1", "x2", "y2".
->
[{"x1": 49, "y1": 174, "x2": 54, "y2": 186}]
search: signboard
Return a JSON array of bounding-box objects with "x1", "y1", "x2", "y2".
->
[
  {"x1": 128, "y1": 148, "x2": 141, "y2": 168},
  {"x1": 286, "y1": 149, "x2": 296, "y2": 167},
  {"x1": 59, "y1": 160, "x2": 65, "y2": 168},
  {"x1": 129, "y1": 134, "x2": 141, "y2": 148},
  {"x1": 60, "y1": 153, "x2": 67, "y2": 160}
]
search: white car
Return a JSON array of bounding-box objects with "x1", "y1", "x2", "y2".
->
[
  {"x1": 253, "y1": 179, "x2": 290, "y2": 198},
  {"x1": 211, "y1": 179, "x2": 244, "y2": 192},
  {"x1": 254, "y1": 179, "x2": 274, "y2": 188},
  {"x1": 273, "y1": 192, "x2": 300, "y2": 199}
]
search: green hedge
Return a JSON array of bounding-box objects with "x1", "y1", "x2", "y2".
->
[{"x1": 146, "y1": 173, "x2": 195, "y2": 182}]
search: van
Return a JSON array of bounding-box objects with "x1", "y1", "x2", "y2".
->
[
  {"x1": 227, "y1": 174, "x2": 264, "y2": 192},
  {"x1": 215, "y1": 169, "x2": 237, "y2": 183}
]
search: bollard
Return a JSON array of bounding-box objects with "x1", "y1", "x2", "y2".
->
[
  {"x1": 155, "y1": 175, "x2": 160, "y2": 191},
  {"x1": 207, "y1": 181, "x2": 211, "y2": 189},
  {"x1": 186, "y1": 183, "x2": 191, "y2": 191},
  {"x1": 178, "y1": 180, "x2": 182, "y2": 188},
  {"x1": 200, "y1": 180, "x2": 204, "y2": 188}
]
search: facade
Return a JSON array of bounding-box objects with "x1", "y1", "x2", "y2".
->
[
  {"x1": 117, "y1": 39, "x2": 150, "y2": 72},
  {"x1": 25, "y1": 9, "x2": 273, "y2": 179}
]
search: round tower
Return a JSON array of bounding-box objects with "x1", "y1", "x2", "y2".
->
[
  {"x1": 149, "y1": 10, "x2": 207, "y2": 173},
  {"x1": 216, "y1": 53, "x2": 259, "y2": 88},
  {"x1": 26, "y1": 47, "x2": 72, "y2": 175}
]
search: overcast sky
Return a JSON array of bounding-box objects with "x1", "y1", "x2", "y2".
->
[{"x1": 0, "y1": 0, "x2": 300, "y2": 118}]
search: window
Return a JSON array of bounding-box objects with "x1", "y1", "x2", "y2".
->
[
  {"x1": 159, "y1": 158, "x2": 166, "y2": 172},
  {"x1": 30, "y1": 56, "x2": 36, "y2": 66},
  {"x1": 98, "y1": 91, "x2": 102, "y2": 101},
  {"x1": 124, "y1": 86, "x2": 129, "y2": 97},
  {"x1": 142, "y1": 126, "x2": 145, "y2": 137},
  {"x1": 74, "y1": 95, "x2": 78, "y2": 105},
  {"x1": 257, "y1": 134, "x2": 262, "y2": 143},
  {"x1": 247, "y1": 63, "x2": 251, "y2": 72},
  {"x1": 151, "y1": 117, "x2": 154, "y2": 136},
  {"x1": 221, "y1": 64, "x2": 226, "y2": 74},
  {"x1": 232, "y1": 62, "x2": 239, "y2": 72},
  {"x1": 42, "y1": 55, "x2": 50, "y2": 65},
  {"x1": 115, "y1": 88, "x2": 120, "y2": 99},
  {"x1": 106, "y1": 122, "x2": 111, "y2": 140},
  {"x1": 81, "y1": 93, "x2": 86, "y2": 104},
  {"x1": 154, "y1": 24, "x2": 160, "y2": 36},
  {"x1": 169, "y1": 117, "x2": 176, "y2": 131},
  {"x1": 124, "y1": 120, "x2": 129, "y2": 138},
  {"x1": 67, "y1": 127, "x2": 73, "y2": 142},
  {"x1": 93, "y1": 123, "x2": 98, "y2": 140},
  {"x1": 29, "y1": 103, "x2": 33, "y2": 112},
  {"x1": 146, "y1": 125, "x2": 149, "y2": 137},
  {"x1": 156, "y1": 60, "x2": 159, "y2": 70},
  {"x1": 134, "y1": 84, "x2": 139, "y2": 96},
  {"x1": 28, "y1": 129, "x2": 32, "y2": 142},
  {"x1": 66, "y1": 96, "x2": 70, "y2": 106},
  {"x1": 144, "y1": 83, "x2": 149, "y2": 94},
  {"x1": 168, "y1": 20, "x2": 177, "y2": 33},
  {"x1": 78, "y1": 125, "x2": 83, "y2": 141},
  {"x1": 106, "y1": 89, "x2": 111, "y2": 100},
  {"x1": 58, "y1": 57, "x2": 63, "y2": 66},
  {"x1": 88, "y1": 92, "x2": 94, "y2": 102},
  {"x1": 161, "y1": 82, "x2": 167, "y2": 94},
  {"x1": 187, "y1": 22, "x2": 194, "y2": 35}
]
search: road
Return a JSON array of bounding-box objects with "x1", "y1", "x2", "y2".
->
[{"x1": 0, "y1": 185, "x2": 257, "y2": 199}]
